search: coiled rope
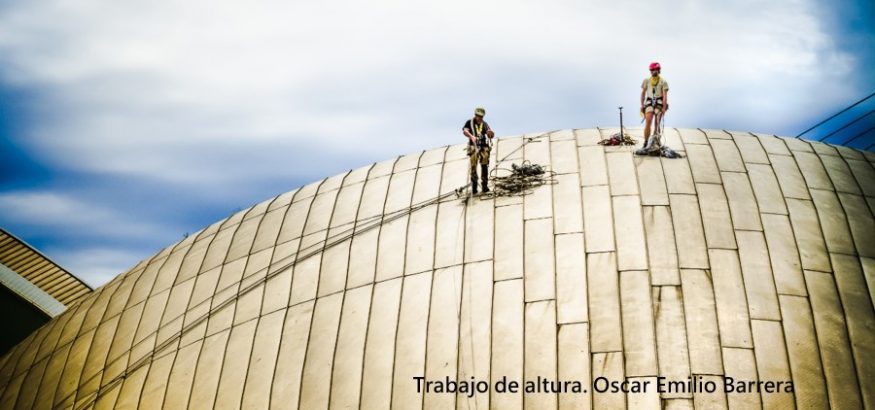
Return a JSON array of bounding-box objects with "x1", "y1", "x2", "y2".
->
[{"x1": 479, "y1": 161, "x2": 557, "y2": 199}]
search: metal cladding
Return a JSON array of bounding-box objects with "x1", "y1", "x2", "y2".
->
[
  {"x1": 0, "y1": 128, "x2": 873, "y2": 409},
  {"x1": 0, "y1": 229, "x2": 92, "y2": 308}
]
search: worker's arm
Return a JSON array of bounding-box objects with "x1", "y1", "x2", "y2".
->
[
  {"x1": 463, "y1": 127, "x2": 476, "y2": 144},
  {"x1": 663, "y1": 89, "x2": 669, "y2": 111},
  {"x1": 640, "y1": 87, "x2": 646, "y2": 111}
]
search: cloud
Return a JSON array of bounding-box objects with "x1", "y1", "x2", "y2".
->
[
  {"x1": 0, "y1": 190, "x2": 181, "y2": 285},
  {"x1": 41, "y1": 245, "x2": 147, "y2": 288},
  {"x1": 0, "y1": 0, "x2": 867, "y2": 285},
  {"x1": 0, "y1": 0, "x2": 860, "y2": 183},
  {"x1": 0, "y1": 191, "x2": 168, "y2": 240}
]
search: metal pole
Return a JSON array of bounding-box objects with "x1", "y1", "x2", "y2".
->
[{"x1": 619, "y1": 106, "x2": 624, "y2": 138}]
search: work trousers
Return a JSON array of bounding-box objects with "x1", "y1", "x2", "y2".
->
[{"x1": 468, "y1": 144, "x2": 491, "y2": 191}]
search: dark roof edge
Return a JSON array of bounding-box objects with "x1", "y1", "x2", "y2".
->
[{"x1": 0, "y1": 227, "x2": 93, "y2": 291}]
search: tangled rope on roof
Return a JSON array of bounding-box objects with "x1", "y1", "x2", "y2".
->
[
  {"x1": 479, "y1": 161, "x2": 557, "y2": 198},
  {"x1": 634, "y1": 134, "x2": 685, "y2": 158},
  {"x1": 598, "y1": 131, "x2": 637, "y2": 146}
]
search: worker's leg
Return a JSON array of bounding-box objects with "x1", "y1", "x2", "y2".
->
[
  {"x1": 479, "y1": 146, "x2": 491, "y2": 192},
  {"x1": 468, "y1": 145, "x2": 478, "y2": 194},
  {"x1": 643, "y1": 109, "x2": 654, "y2": 143},
  {"x1": 480, "y1": 164, "x2": 489, "y2": 192}
]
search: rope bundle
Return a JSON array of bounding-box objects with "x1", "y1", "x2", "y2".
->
[
  {"x1": 480, "y1": 160, "x2": 557, "y2": 198},
  {"x1": 598, "y1": 132, "x2": 637, "y2": 146}
]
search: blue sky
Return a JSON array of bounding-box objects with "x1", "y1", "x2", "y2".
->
[{"x1": 1, "y1": 0, "x2": 873, "y2": 287}]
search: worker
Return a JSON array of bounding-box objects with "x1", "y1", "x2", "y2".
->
[
  {"x1": 641, "y1": 62, "x2": 669, "y2": 146},
  {"x1": 463, "y1": 107, "x2": 495, "y2": 194}
]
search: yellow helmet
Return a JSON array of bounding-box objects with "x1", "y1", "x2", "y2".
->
[{"x1": 474, "y1": 107, "x2": 486, "y2": 116}]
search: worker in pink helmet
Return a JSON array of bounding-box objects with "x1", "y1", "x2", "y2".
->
[{"x1": 641, "y1": 62, "x2": 669, "y2": 146}]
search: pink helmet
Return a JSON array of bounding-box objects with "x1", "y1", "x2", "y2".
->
[{"x1": 649, "y1": 62, "x2": 661, "y2": 71}]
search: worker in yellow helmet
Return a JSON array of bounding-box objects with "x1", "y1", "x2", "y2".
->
[
  {"x1": 463, "y1": 107, "x2": 495, "y2": 194},
  {"x1": 641, "y1": 62, "x2": 669, "y2": 146}
]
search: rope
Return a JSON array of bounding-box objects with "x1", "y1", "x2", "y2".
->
[
  {"x1": 496, "y1": 133, "x2": 549, "y2": 163},
  {"x1": 68, "y1": 186, "x2": 460, "y2": 410},
  {"x1": 64, "y1": 134, "x2": 558, "y2": 409},
  {"x1": 455, "y1": 133, "x2": 549, "y2": 198},
  {"x1": 633, "y1": 111, "x2": 684, "y2": 158},
  {"x1": 479, "y1": 161, "x2": 557, "y2": 199},
  {"x1": 598, "y1": 132, "x2": 636, "y2": 146}
]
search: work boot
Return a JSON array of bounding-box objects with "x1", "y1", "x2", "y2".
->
[{"x1": 471, "y1": 181, "x2": 478, "y2": 195}]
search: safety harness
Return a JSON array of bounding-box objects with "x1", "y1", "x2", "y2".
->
[
  {"x1": 644, "y1": 75, "x2": 665, "y2": 109},
  {"x1": 471, "y1": 117, "x2": 490, "y2": 148}
]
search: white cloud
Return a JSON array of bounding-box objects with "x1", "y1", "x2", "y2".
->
[
  {"x1": 0, "y1": 0, "x2": 858, "y2": 186},
  {"x1": 0, "y1": 0, "x2": 864, "y2": 286},
  {"x1": 41, "y1": 245, "x2": 147, "y2": 288},
  {"x1": 0, "y1": 191, "x2": 178, "y2": 285},
  {"x1": 0, "y1": 191, "x2": 168, "y2": 239}
]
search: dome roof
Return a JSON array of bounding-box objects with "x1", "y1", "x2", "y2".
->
[{"x1": 0, "y1": 128, "x2": 873, "y2": 409}]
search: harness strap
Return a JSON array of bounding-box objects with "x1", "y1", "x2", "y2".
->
[
  {"x1": 645, "y1": 96, "x2": 664, "y2": 107},
  {"x1": 471, "y1": 117, "x2": 489, "y2": 147},
  {"x1": 646, "y1": 76, "x2": 664, "y2": 106}
]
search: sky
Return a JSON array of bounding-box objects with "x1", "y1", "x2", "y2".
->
[{"x1": 1, "y1": 0, "x2": 873, "y2": 287}]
